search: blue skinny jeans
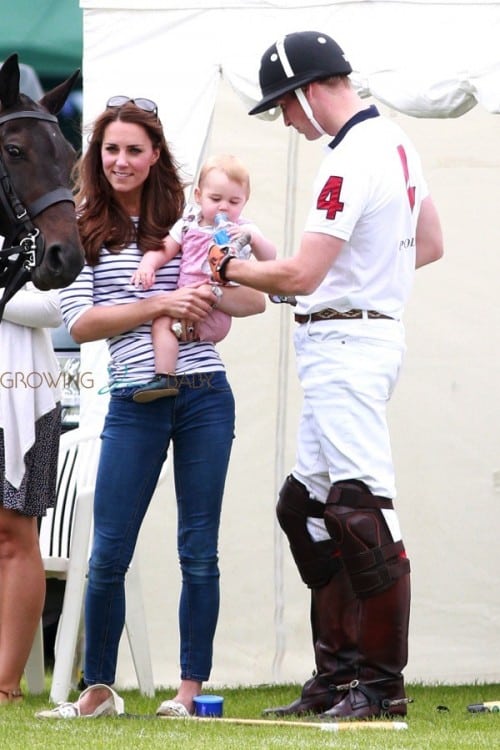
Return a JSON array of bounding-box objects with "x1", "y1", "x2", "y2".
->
[{"x1": 83, "y1": 371, "x2": 235, "y2": 686}]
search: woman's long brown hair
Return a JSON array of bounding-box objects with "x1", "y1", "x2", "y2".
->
[{"x1": 72, "y1": 103, "x2": 186, "y2": 266}]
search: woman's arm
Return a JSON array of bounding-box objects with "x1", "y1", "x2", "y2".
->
[{"x1": 70, "y1": 285, "x2": 216, "y2": 343}]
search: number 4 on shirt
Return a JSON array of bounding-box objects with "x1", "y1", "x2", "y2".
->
[
  {"x1": 316, "y1": 145, "x2": 416, "y2": 221},
  {"x1": 316, "y1": 176, "x2": 344, "y2": 220}
]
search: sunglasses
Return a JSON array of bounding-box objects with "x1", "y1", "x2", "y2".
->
[{"x1": 106, "y1": 96, "x2": 158, "y2": 117}]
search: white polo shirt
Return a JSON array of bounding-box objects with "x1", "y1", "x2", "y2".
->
[{"x1": 296, "y1": 106, "x2": 428, "y2": 320}]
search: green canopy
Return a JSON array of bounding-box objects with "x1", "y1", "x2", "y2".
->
[{"x1": 0, "y1": 0, "x2": 82, "y2": 81}]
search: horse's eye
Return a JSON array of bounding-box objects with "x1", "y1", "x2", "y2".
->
[{"x1": 4, "y1": 144, "x2": 22, "y2": 158}]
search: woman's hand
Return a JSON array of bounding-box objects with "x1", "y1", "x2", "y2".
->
[
  {"x1": 71, "y1": 284, "x2": 217, "y2": 344},
  {"x1": 152, "y1": 283, "x2": 217, "y2": 322},
  {"x1": 168, "y1": 284, "x2": 223, "y2": 342},
  {"x1": 171, "y1": 318, "x2": 198, "y2": 342}
]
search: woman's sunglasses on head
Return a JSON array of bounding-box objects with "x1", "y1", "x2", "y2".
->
[{"x1": 106, "y1": 96, "x2": 158, "y2": 117}]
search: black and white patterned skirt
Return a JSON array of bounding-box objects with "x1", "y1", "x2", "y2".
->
[{"x1": 0, "y1": 404, "x2": 61, "y2": 517}]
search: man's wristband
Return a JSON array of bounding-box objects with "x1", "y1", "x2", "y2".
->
[{"x1": 216, "y1": 253, "x2": 235, "y2": 284}]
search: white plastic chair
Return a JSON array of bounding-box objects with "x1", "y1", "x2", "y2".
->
[{"x1": 24, "y1": 427, "x2": 156, "y2": 702}]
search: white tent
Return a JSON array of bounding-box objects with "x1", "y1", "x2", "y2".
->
[{"x1": 79, "y1": 0, "x2": 500, "y2": 689}]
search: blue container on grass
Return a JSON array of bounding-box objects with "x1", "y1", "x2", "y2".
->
[{"x1": 193, "y1": 695, "x2": 224, "y2": 717}]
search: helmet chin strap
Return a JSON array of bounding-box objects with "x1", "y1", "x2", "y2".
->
[
  {"x1": 293, "y1": 87, "x2": 327, "y2": 136},
  {"x1": 276, "y1": 38, "x2": 327, "y2": 137}
]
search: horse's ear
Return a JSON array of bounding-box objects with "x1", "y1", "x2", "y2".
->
[
  {"x1": 0, "y1": 53, "x2": 21, "y2": 110},
  {"x1": 40, "y1": 69, "x2": 81, "y2": 116}
]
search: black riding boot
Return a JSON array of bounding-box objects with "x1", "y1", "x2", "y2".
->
[
  {"x1": 320, "y1": 572, "x2": 411, "y2": 720},
  {"x1": 319, "y1": 479, "x2": 412, "y2": 720},
  {"x1": 263, "y1": 566, "x2": 360, "y2": 716}
]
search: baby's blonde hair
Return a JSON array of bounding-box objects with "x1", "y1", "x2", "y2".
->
[{"x1": 198, "y1": 154, "x2": 250, "y2": 199}]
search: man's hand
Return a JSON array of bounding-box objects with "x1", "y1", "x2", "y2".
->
[{"x1": 207, "y1": 243, "x2": 235, "y2": 284}]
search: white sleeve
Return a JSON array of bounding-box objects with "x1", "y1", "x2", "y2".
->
[
  {"x1": 1, "y1": 286, "x2": 62, "y2": 328},
  {"x1": 59, "y1": 263, "x2": 95, "y2": 333}
]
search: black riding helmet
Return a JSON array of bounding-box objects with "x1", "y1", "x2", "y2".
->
[{"x1": 249, "y1": 31, "x2": 352, "y2": 115}]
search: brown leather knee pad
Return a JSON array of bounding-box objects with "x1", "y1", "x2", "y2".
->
[
  {"x1": 324, "y1": 480, "x2": 410, "y2": 598},
  {"x1": 276, "y1": 474, "x2": 341, "y2": 588}
]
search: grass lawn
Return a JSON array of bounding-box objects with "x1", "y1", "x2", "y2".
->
[{"x1": 1, "y1": 682, "x2": 499, "y2": 749}]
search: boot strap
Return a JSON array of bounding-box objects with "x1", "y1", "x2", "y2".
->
[{"x1": 333, "y1": 678, "x2": 412, "y2": 707}]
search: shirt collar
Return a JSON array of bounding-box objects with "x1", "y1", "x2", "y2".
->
[{"x1": 327, "y1": 105, "x2": 380, "y2": 151}]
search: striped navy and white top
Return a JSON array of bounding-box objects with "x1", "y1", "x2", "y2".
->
[{"x1": 59, "y1": 242, "x2": 224, "y2": 391}]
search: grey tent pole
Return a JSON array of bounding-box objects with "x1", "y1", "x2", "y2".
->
[{"x1": 272, "y1": 127, "x2": 299, "y2": 682}]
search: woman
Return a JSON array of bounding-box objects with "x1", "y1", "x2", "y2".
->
[
  {"x1": 37, "y1": 97, "x2": 266, "y2": 718},
  {"x1": 0, "y1": 286, "x2": 62, "y2": 705}
]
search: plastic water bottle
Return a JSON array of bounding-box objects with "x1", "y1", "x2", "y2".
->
[{"x1": 213, "y1": 212, "x2": 232, "y2": 245}]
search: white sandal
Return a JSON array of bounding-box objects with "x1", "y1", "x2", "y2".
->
[
  {"x1": 36, "y1": 684, "x2": 125, "y2": 719},
  {"x1": 156, "y1": 699, "x2": 192, "y2": 717}
]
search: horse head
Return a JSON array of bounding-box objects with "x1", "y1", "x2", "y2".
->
[{"x1": 0, "y1": 53, "x2": 84, "y2": 302}]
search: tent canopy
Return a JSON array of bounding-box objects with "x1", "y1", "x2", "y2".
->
[
  {"x1": 0, "y1": 0, "x2": 82, "y2": 81},
  {"x1": 80, "y1": 1, "x2": 500, "y2": 689},
  {"x1": 82, "y1": 0, "x2": 500, "y2": 119},
  {"x1": 81, "y1": 0, "x2": 500, "y2": 184}
]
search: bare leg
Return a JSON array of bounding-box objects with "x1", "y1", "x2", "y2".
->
[
  {"x1": 0, "y1": 506, "x2": 45, "y2": 698},
  {"x1": 152, "y1": 315, "x2": 179, "y2": 375}
]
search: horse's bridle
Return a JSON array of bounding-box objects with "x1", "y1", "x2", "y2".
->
[{"x1": 0, "y1": 109, "x2": 75, "y2": 318}]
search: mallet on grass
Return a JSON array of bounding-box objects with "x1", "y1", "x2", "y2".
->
[{"x1": 160, "y1": 715, "x2": 408, "y2": 731}]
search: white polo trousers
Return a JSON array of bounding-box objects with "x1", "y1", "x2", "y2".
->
[{"x1": 291, "y1": 318, "x2": 406, "y2": 544}]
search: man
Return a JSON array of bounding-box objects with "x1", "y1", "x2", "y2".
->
[{"x1": 213, "y1": 31, "x2": 443, "y2": 720}]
